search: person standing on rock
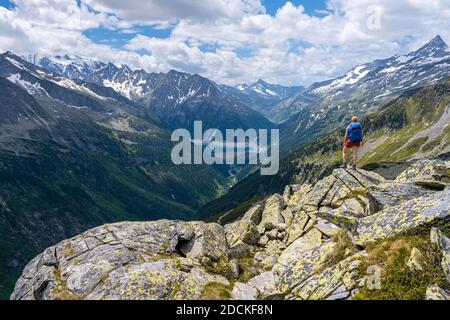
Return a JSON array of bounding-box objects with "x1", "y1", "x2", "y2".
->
[{"x1": 342, "y1": 116, "x2": 363, "y2": 169}]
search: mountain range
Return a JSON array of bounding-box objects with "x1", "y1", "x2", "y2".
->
[
  {"x1": 278, "y1": 35, "x2": 450, "y2": 151},
  {"x1": 220, "y1": 79, "x2": 305, "y2": 117},
  {"x1": 1, "y1": 35, "x2": 450, "y2": 299},
  {"x1": 36, "y1": 55, "x2": 277, "y2": 132}
]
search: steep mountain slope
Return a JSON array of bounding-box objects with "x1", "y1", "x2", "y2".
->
[
  {"x1": 0, "y1": 53, "x2": 232, "y2": 299},
  {"x1": 11, "y1": 160, "x2": 450, "y2": 300},
  {"x1": 36, "y1": 56, "x2": 275, "y2": 132},
  {"x1": 220, "y1": 80, "x2": 304, "y2": 119},
  {"x1": 198, "y1": 78, "x2": 450, "y2": 222},
  {"x1": 277, "y1": 35, "x2": 450, "y2": 150}
]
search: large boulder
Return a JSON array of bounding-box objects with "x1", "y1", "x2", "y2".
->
[
  {"x1": 291, "y1": 252, "x2": 365, "y2": 300},
  {"x1": 285, "y1": 211, "x2": 313, "y2": 245},
  {"x1": 225, "y1": 220, "x2": 260, "y2": 247},
  {"x1": 395, "y1": 159, "x2": 450, "y2": 190},
  {"x1": 11, "y1": 220, "x2": 230, "y2": 300},
  {"x1": 367, "y1": 181, "x2": 434, "y2": 212},
  {"x1": 272, "y1": 228, "x2": 335, "y2": 293},
  {"x1": 231, "y1": 283, "x2": 258, "y2": 300},
  {"x1": 246, "y1": 272, "x2": 280, "y2": 299},
  {"x1": 259, "y1": 194, "x2": 285, "y2": 230},
  {"x1": 354, "y1": 189, "x2": 450, "y2": 246}
]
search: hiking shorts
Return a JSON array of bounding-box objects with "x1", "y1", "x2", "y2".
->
[{"x1": 344, "y1": 140, "x2": 361, "y2": 148}]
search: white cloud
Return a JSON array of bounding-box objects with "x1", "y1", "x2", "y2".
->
[
  {"x1": 83, "y1": 0, "x2": 265, "y2": 26},
  {"x1": 1, "y1": 0, "x2": 450, "y2": 86}
]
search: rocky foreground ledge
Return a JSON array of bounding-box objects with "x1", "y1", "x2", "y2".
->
[{"x1": 11, "y1": 160, "x2": 450, "y2": 300}]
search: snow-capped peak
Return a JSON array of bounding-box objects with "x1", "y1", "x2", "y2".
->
[
  {"x1": 36, "y1": 55, "x2": 108, "y2": 80},
  {"x1": 233, "y1": 79, "x2": 304, "y2": 100},
  {"x1": 409, "y1": 35, "x2": 448, "y2": 58}
]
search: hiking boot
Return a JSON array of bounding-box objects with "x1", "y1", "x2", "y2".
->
[
  {"x1": 339, "y1": 163, "x2": 347, "y2": 169},
  {"x1": 352, "y1": 164, "x2": 357, "y2": 170}
]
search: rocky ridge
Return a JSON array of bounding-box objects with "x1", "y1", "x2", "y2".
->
[{"x1": 11, "y1": 159, "x2": 450, "y2": 300}]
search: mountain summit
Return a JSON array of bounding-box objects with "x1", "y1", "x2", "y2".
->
[{"x1": 414, "y1": 35, "x2": 448, "y2": 56}]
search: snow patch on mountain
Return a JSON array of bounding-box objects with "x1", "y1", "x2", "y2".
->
[{"x1": 6, "y1": 73, "x2": 45, "y2": 95}]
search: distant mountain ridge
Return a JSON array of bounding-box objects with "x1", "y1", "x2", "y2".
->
[
  {"x1": 32, "y1": 55, "x2": 275, "y2": 132},
  {"x1": 220, "y1": 79, "x2": 304, "y2": 119}
]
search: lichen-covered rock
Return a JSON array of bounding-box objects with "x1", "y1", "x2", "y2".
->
[
  {"x1": 285, "y1": 211, "x2": 313, "y2": 245},
  {"x1": 273, "y1": 237, "x2": 335, "y2": 293},
  {"x1": 287, "y1": 184, "x2": 312, "y2": 210},
  {"x1": 231, "y1": 283, "x2": 258, "y2": 300},
  {"x1": 315, "y1": 218, "x2": 342, "y2": 237},
  {"x1": 318, "y1": 206, "x2": 359, "y2": 231},
  {"x1": 354, "y1": 189, "x2": 450, "y2": 246},
  {"x1": 11, "y1": 220, "x2": 230, "y2": 300},
  {"x1": 225, "y1": 220, "x2": 260, "y2": 247},
  {"x1": 254, "y1": 252, "x2": 278, "y2": 270},
  {"x1": 406, "y1": 248, "x2": 424, "y2": 272},
  {"x1": 430, "y1": 227, "x2": 450, "y2": 251},
  {"x1": 247, "y1": 272, "x2": 280, "y2": 299},
  {"x1": 302, "y1": 175, "x2": 338, "y2": 209},
  {"x1": 326, "y1": 285, "x2": 350, "y2": 300},
  {"x1": 291, "y1": 253, "x2": 364, "y2": 300},
  {"x1": 395, "y1": 159, "x2": 450, "y2": 190},
  {"x1": 241, "y1": 204, "x2": 264, "y2": 225},
  {"x1": 259, "y1": 194, "x2": 285, "y2": 230},
  {"x1": 228, "y1": 243, "x2": 252, "y2": 259},
  {"x1": 426, "y1": 284, "x2": 450, "y2": 300},
  {"x1": 367, "y1": 182, "x2": 434, "y2": 212}
]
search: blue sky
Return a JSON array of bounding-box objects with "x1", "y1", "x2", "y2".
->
[
  {"x1": 0, "y1": 0, "x2": 14, "y2": 9},
  {"x1": 264, "y1": 0, "x2": 327, "y2": 16},
  {"x1": 0, "y1": 1, "x2": 449, "y2": 86},
  {"x1": 83, "y1": 26, "x2": 173, "y2": 49}
]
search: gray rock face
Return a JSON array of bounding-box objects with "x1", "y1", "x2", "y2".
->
[
  {"x1": 426, "y1": 284, "x2": 450, "y2": 300},
  {"x1": 11, "y1": 163, "x2": 450, "y2": 300},
  {"x1": 354, "y1": 189, "x2": 450, "y2": 246},
  {"x1": 396, "y1": 159, "x2": 450, "y2": 190},
  {"x1": 10, "y1": 220, "x2": 230, "y2": 300},
  {"x1": 231, "y1": 283, "x2": 258, "y2": 300}
]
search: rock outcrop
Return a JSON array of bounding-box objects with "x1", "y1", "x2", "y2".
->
[{"x1": 11, "y1": 160, "x2": 450, "y2": 300}]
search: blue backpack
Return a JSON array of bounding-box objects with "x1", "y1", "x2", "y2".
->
[{"x1": 347, "y1": 122, "x2": 363, "y2": 142}]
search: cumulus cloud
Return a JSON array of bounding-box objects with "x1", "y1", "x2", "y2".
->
[
  {"x1": 83, "y1": 0, "x2": 265, "y2": 26},
  {"x1": 1, "y1": 0, "x2": 450, "y2": 86}
]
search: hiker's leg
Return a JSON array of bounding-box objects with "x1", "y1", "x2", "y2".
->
[
  {"x1": 353, "y1": 146, "x2": 360, "y2": 166},
  {"x1": 343, "y1": 146, "x2": 349, "y2": 164}
]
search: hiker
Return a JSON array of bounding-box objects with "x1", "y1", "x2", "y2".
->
[{"x1": 342, "y1": 116, "x2": 363, "y2": 169}]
